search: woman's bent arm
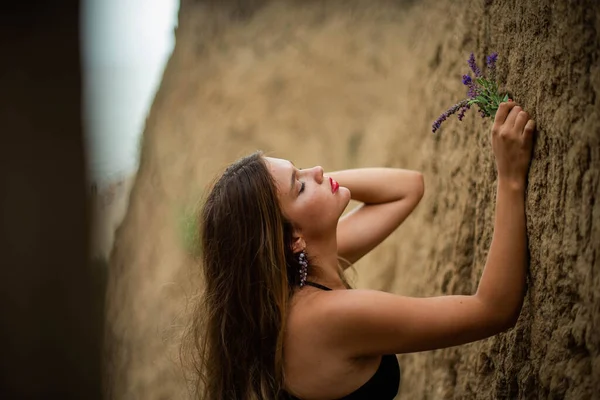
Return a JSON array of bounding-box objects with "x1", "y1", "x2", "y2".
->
[
  {"x1": 328, "y1": 168, "x2": 424, "y2": 205},
  {"x1": 329, "y1": 168, "x2": 424, "y2": 265}
]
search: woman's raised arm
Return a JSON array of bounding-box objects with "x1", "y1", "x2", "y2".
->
[
  {"x1": 312, "y1": 102, "x2": 536, "y2": 357},
  {"x1": 329, "y1": 168, "x2": 424, "y2": 265}
]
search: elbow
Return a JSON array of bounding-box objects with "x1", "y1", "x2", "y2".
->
[
  {"x1": 499, "y1": 296, "x2": 526, "y2": 331},
  {"x1": 413, "y1": 172, "x2": 425, "y2": 202},
  {"x1": 504, "y1": 304, "x2": 525, "y2": 330},
  {"x1": 497, "y1": 312, "x2": 520, "y2": 332},
  {"x1": 476, "y1": 295, "x2": 523, "y2": 334}
]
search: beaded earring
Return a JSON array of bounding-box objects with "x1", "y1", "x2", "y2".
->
[{"x1": 298, "y1": 250, "x2": 308, "y2": 287}]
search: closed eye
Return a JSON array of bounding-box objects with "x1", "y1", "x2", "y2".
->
[{"x1": 297, "y1": 168, "x2": 305, "y2": 194}]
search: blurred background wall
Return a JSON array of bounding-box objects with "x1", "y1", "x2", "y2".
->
[
  {"x1": 81, "y1": 0, "x2": 179, "y2": 259},
  {"x1": 81, "y1": 0, "x2": 179, "y2": 184}
]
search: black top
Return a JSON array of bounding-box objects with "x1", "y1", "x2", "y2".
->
[{"x1": 283, "y1": 281, "x2": 401, "y2": 400}]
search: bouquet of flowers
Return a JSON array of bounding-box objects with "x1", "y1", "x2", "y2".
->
[{"x1": 432, "y1": 52, "x2": 509, "y2": 134}]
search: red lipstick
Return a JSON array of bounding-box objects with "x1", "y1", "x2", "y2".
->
[{"x1": 330, "y1": 177, "x2": 339, "y2": 193}]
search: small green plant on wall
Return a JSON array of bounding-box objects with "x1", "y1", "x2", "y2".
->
[
  {"x1": 432, "y1": 52, "x2": 510, "y2": 133},
  {"x1": 177, "y1": 205, "x2": 202, "y2": 258}
]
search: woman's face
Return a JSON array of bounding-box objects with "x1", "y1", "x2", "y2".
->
[{"x1": 264, "y1": 157, "x2": 351, "y2": 242}]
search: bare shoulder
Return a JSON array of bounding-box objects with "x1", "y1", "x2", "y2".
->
[
  {"x1": 307, "y1": 288, "x2": 511, "y2": 358},
  {"x1": 284, "y1": 289, "x2": 384, "y2": 398}
]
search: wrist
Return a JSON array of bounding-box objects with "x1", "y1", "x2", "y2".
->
[{"x1": 497, "y1": 177, "x2": 526, "y2": 192}]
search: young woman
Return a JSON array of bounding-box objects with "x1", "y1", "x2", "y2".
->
[{"x1": 185, "y1": 101, "x2": 536, "y2": 399}]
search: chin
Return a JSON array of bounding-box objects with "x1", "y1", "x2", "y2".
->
[
  {"x1": 339, "y1": 186, "x2": 352, "y2": 202},
  {"x1": 337, "y1": 187, "x2": 352, "y2": 210}
]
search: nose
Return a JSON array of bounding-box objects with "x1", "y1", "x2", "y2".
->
[{"x1": 312, "y1": 166, "x2": 324, "y2": 184}]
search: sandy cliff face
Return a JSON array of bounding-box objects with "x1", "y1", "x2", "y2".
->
[{"x1": 106, "y1": 0, "x2": 599, "y2": 398}]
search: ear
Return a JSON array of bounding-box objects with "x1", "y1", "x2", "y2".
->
[{"x1": 291, "y1": 235, "x2": 306, "y2": 254}]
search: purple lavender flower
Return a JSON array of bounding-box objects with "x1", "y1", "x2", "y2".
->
[
  {"x1": 462, "y1": 74, "x2": 472, "y2": 86},
  {"x1": 468, "y1": 53, "x2": 482, "y2": 78},
  {"x1": 457, "y1": 104, "x2": 471, "y2": 121},
  {"x1": 462, "y1": 74, "x2": 479, "y2": 98},
  {"x1": 432, "y1": 99, "x2": 469, "y2": 133},
  {"x1": 486, "y1": 52, "x2": 498, "y2": 82},
  {"x1": 467, "y1": 85, "x2": 479, "y2": 98},
  {"x1": 432, "y1": 52, "x2": 505, "y2": 132},
  {"x1": 486, "y1": 52, "x2": 498, "y2": 70}
]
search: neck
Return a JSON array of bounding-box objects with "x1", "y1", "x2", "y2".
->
[{"x1": 304, "y1": 234, "x2": 346, "y2": 289}]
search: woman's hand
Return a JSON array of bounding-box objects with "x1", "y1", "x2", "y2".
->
[{"x1": 491, "y1": 102, "x2": 536, "y2": 189}]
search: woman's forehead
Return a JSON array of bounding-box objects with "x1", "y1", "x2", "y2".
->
[
  {"x1": 264, "y1": 156, "x2": 291, "y2": 166},
  {"x1": 264, "y1": 157, "x2": 294, "y2": 193},
  {"x1": 264, "y1": 157, "x2": 293, "y2": 175}
]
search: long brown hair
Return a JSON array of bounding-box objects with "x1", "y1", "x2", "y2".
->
[
  {"x1": 182, "y1": 151, "x2": 303, "y2": 399},
  {"x1": 182, "y1": 151, "x2": 352, "y2": 399}
]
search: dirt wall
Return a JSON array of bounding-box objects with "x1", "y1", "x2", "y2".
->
[{"x1": 106, "y1": 0, "x2": 600, "y2": 398}]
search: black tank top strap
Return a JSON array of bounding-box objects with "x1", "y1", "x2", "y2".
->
[{"x1": 303, "y1": 281, "x2": 332, "y2": 291}]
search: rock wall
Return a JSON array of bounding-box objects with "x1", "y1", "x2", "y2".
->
[{"x1": 106, "y1": 0, "x2": 599, "y2": 398}]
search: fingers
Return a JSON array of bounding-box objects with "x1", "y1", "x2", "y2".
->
[
  {"x1": 514, "y1": 110, "x2": 530, "y2": 134},
  {"x1": 504, "y1": 105, "x2": 522, "y2": 128},
  {"x1": 493, "y1": 102, "x2": 518, "y2": 127},
  {"x1": 523, "y1": 120, "x2": 536, "y2": 145}
]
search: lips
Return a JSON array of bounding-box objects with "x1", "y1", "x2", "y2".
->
[{"x1": 329, "y1": 177, "x2": 339, "y2": 194}]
